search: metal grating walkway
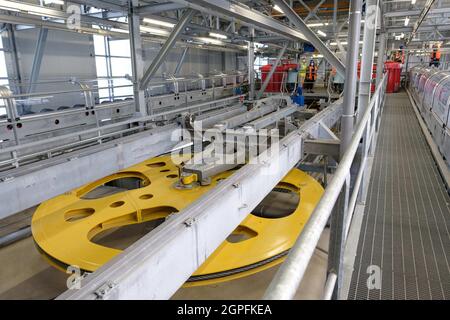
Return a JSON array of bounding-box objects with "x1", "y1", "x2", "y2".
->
[{"x1": 347, "y1": 91, "x2": 450, "y2": 300}]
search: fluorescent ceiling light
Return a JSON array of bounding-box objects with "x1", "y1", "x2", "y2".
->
[
  {"x1": 198, "y1": 37, "x2": 224, "y2": 46},
  {"x1": 395, "y1": 33, "x2": 405, "y2": 40},
  {"x1": 348, "y1": 20, "x2": 365, "y2": 24},
  {"x1": 140, "y1": 25, "x2": 169, "y2": 36},
  {"x1": 317, "y1": 30, "x2": 327, "y2": 37},
  {"x1": 143, "y1": 17, "x2": 175, "y2": 28},
  {"x1": 110, "y1": 28, "x2": 129, "y2": 34},
  {"x1": 273, "y1": 4, "x2": 283, "y2": 13},
  {"x1": 43, "y1": 0, "x2": 64, "y2": 4},
  {"x1": 330, "y1": 41, "x2": 364, "y2": 46},
  {"x1": 307, "y1": 23, "x2": 322, "y2": 27},
  {"x1": 209, "y1": 32, "x2": 227, "y2": 39},
  {"x1": 254, "y1": 42, "x2": 268, "y2": 49},
  {"x1": 0, "y1": 1, "x2": 59, "y2": 17},
  {"x1": 0, "y1": 5, "x2": 20, "y2": 12},
  {"x1": 307, "y1": 22, "x2": 329, "y2": 27}
]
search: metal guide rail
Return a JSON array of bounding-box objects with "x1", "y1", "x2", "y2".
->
[
  {"x1": 0, "y1": 72, "x2": 246, "y2": 172},
  {"x1": 264, "y1": 75, "x2": 388, "y2": 300},
  {"x1": 0, "y1": 93, "x2": 298, "y2": 221}
]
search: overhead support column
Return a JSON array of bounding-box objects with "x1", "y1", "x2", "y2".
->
[
  {"x1": 376, "y1": 32, "x2": 386, "y2": 87},
  {"x1": 356, "y1": 0, "x2": 379, "y2": 124},
  {"x1": 256, "y1": 43, "x2": 288, "y2": 99},
  {"x1": 356, "y1": 0, "x2": 379, "y2": 209},
  {"x1": 339, "y1": 0, "x2": 362, "y2": 155},
  {"x1": 28, "y1": 27, "x2": 48, "y2": 94},
  {"x1": 328, "y1": 0, "x2": 363, "y2": 299},
  {"x1": 333, "y1": 0, "x2": 338, "y2": 35},
  {"x1": 248, "y1": 26, "x2": 255, "y2": 101},
  {"x1": 139, "y1": 9, "x2": 195, "y2": 90},
  {"x1": 273, "y1": 0, "x2": 345, "y2": 76},
  {"x1": 6, "y1": 24, "x2": 22, "y2": 95},
  {"x1": 128, "y1": 0, "x2": 146, "y2": 115}
]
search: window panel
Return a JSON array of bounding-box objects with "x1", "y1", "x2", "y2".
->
[
  {"x1": 0, "y1": 79, "x2": 7, "y2": 109},
  {"x1": 112, "y1": 78, "x2": 133, "y2": 98},
  {"x1": 93, "y1": 35, "x2": 133, "y2": 97},
  {"x1": 0, "y1": 51, "x2": 7, "y2": 78},
  {"x1": 95, "y1": 56, "x2": 108, "y2": 77},
  {"x1": 93, "y1": 35, "x2": 106, "y2": 56},
  {"x1": 111, "y1": 57, "x2": 132, "y2": 77},
  {"x1": 109, "y1": 39, "x2": 130, "y2": 57},
  {"x1": 97, "y1": 79, "x2": 110, "y2": 100}
]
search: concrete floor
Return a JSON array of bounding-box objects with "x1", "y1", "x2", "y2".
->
[{"x1": 0, "y1": 229, "x2": 329, "y2": 300}]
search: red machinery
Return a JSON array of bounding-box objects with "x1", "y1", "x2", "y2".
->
[
  {"x1": 260, "y1": 62, "x2": 298, "y2": 92},
  {"x1": 384, "y1": 61, "x2": 401, "y2": 93}
]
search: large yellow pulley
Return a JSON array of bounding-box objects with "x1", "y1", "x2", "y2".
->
[{"x1": 31, "y1": 155, "x2": 323, "y2": 286}]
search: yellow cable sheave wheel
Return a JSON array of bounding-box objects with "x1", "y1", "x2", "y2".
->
[{"x1": 32, "y1": 155, "x2": 323, "y2": 286}]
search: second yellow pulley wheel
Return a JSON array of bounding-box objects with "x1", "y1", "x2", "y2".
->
[{"x1": 32, "y1": 155, "x2": 323, "y2": 286}]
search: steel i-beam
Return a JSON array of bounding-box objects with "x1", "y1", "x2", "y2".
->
[
  {"x1": 272, "y1": 0, "x2": 345, "y2": 76},
  {"x1": 140, "y1": 9, "x2": 196, "y2": 90},
  {"x1": 357, "y1": 0, "x2": 379, "y2": 124},
  {"x1": 28, "y1": 28, "x2": 48, "y2": 94}
]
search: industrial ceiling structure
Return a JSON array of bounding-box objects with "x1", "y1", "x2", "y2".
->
[
  {"x1": 1, "y1": 0, "x2": 447, "y2": 55},
  {"x1": 0, "y1": 0, "x2": 448, "y2": 303}
]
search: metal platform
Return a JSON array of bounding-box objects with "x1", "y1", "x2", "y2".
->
[{"x1": 348, "y1": 91, "x2": 450, "y2": 300}]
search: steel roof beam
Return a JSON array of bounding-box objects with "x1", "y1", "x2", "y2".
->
[
  {"x1": 406, "y1": 0, "x2": 438, "y2": 45},
  {"x1": 137, "y1": 2, "x2": 186, "y2": 15},
  {"x1": 387, "y1": 24, "x2": 450, "y2": 33},
  {"x1": 384, "y1": 7, "x2": 450, "y2": 18},
  {"x1": 273, "y1": 0, "x2": 345, "y2": 77},
  {"x1": 140, "y1": 8, "x2": 196, "y2": 90},
  {"x1": 68, "y1": 0, "x2": 125, "y2": 12},
  {"x1": 171, "y1": 0, "x2": 345, "y2": 74},
  {"x1": 170, "y1": 0, "x2": 308, "y2": 42}
]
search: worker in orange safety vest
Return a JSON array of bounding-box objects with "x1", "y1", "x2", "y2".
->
[
  {"x1": 304, "y1": 60, "x2": 318, "y2": 93},
  {"x1": 430, "y1": 48, "x2": 441, "y2": 67}
]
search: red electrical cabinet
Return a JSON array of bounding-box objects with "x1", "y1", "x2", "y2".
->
[
  {"x1": 260, "y1": 63, "x2": 298, "y2": 93},
  {"x1": 385, "y1": 61, "x2": 401, "y2": 93}
]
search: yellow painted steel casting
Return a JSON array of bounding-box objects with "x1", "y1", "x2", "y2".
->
[{"x1": 31, "y1": 155, "x2": 323, "y2": 286}]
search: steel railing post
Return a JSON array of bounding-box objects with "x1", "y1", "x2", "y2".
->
[{"x1": 328, "y1": 0, "x2": 362, "y2": 299}]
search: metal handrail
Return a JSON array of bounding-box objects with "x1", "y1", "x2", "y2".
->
[
  {"x1": 0, "y1": 95, "x2": 245, "y2": 170},
  {"x1": 0, "y1": 72, "x2": 246, "y2": 103},
  {"x1": 263, "y1": 74, "x2": 387, "y2": 300}
]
